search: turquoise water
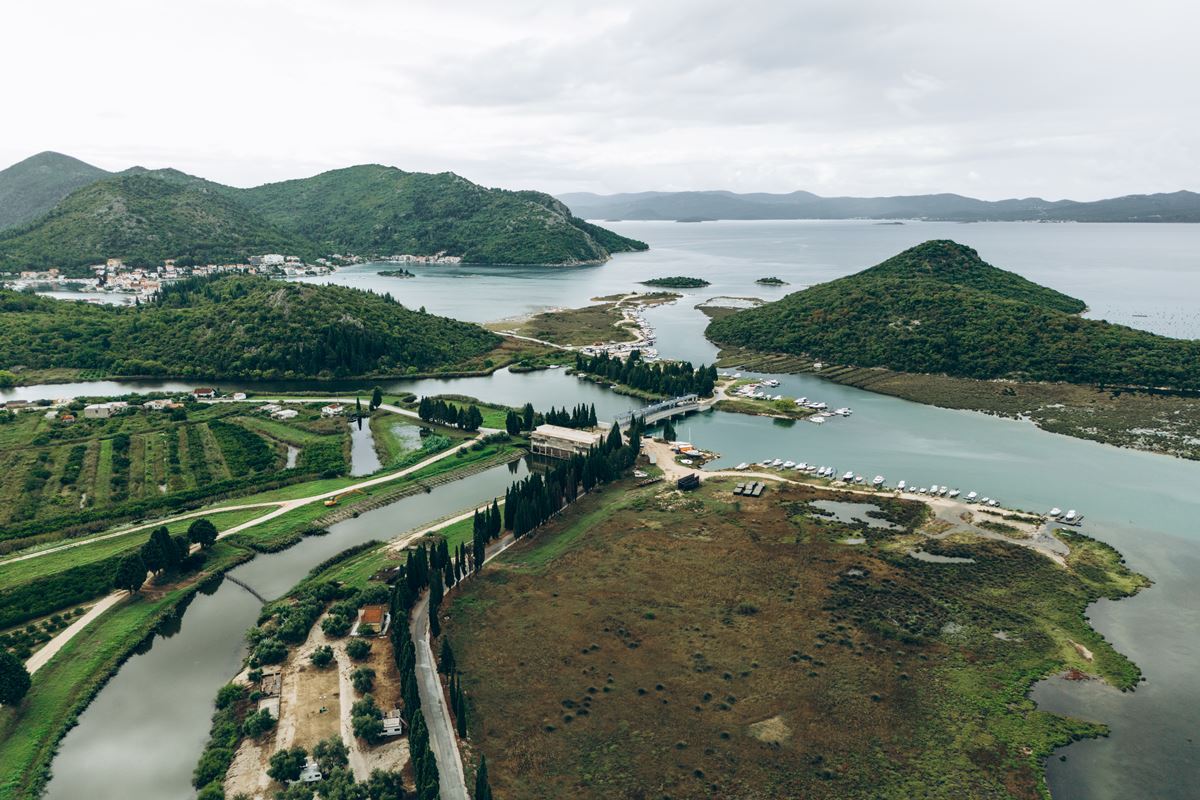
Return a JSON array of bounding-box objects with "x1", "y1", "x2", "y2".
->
[{"x1": 28, "y1": 221, "x2": 1200, "y2": 798}]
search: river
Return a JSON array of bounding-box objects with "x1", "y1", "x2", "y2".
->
[
  {"x1": 33, "y1": 221, "x2": 1200, "y2": 798},
  {"x1": 43, "y1": 458, "x2": 529, "y2": 800}
]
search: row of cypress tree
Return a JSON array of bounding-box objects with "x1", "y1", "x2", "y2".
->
[
  {"x1": 417, "y1": 397, "x2": 484, "y2": 431},
  {"x1": 574, "y1": 350, "x2": 717, "y2": 397}
]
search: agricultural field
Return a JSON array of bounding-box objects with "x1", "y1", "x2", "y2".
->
[
  {"x1": 444, "y1": 477, "x2": 1147, "y2": 800},
  {"x1": 0, "y1": 399, "x2": 350, "y2": 546}
]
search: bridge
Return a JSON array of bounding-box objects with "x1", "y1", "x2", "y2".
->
[
  {"x1": 614, "y1": 394, "x2": 701, "y2": 429},
  {"x1": 225, "y1": 575, "x2": 268, "y2": 605}
]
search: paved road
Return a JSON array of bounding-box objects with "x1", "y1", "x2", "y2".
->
[
  {"x1": 25, "y1": 591, "x2": 127, "y2": 674},
  {"x1": 411, "y1": 591, "x2": 469, "y2": 800}
]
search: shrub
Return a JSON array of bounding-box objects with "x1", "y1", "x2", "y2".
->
[
  {"x1": 215, "y1": 682, "x2": 246, "y2": 709},
  {"x1": 351, "y1": 667, "x2": 376, "y2": 694},
  {"x1": 310, "y1": 645, "x2": 334, "y2": 668},
  {"x1": 346, "y1": 638, "x2": 371, "y2": 661},
  {"x1": 242, "y1": 708, "x2": 276, "y2": 739}
]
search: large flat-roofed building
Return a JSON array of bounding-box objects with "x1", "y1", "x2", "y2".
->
[{"x1": 530, "y1": 424, "x2": 603, "y2": 459}]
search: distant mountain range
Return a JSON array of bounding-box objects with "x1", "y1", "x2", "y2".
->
[
  {"x1": 0, "y1": 152, "x2": 646, "y2": 275},
  {"x1": 558, "y1": 189, "x2": 1200, "y2": 223}
]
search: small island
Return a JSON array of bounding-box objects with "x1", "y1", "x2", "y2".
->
[
  {"x1": 378, "y1": 268, "x2": 414, "y2": 278},
  {"x1": 640, "y1": 276, "x2": 711, "y2": 288},
  {"x1": 756, "y1": 276, "x2": 788, "y2": 285}
]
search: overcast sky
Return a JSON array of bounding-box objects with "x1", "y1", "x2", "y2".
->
[{"x1": 2, "y1": 0, "x2": 1195, "y2": 199}]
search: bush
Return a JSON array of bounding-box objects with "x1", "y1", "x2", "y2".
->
[
  {"x1": 253, "y1": 638, "x2": 287, "y2": 665},
  {"x1": 242, "y1": 708, "x2": 276, "y2": 739},
  {"x1": 321, "y1": 614, "x2": 351, "y2": 638},
  {"x1": 351, "y1": 667, "x2": 376, "y2": 694},
  {"x1": 267, "y1": 746, "x2": 308, "y2": 783},
  {"x1": 215, "y1": 682, "x2": 246, "y2": 709},
  {"x1": 346, "y1": 638, "x2": 371, "y2": 661},
  {"x1": 310, "y1": 645, "x2": 334, "y2": 668}
]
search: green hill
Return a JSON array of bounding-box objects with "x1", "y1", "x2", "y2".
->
[
  {"x1": 0, "y1": 152, "x2": 111, "y2": 231},
  {"x1": 0, "y1": 274, "x2": 500, "y2": 379},
  {"x1": 859, "y1": 240, "x2": 1085, "y2": 313},
  {"x1": 706, "y1": 240, "x2": 1200, "y2": 389},
  {"x1": 240, "y1": 165, "x2": 647, "y2": 265},
  {"x1": 0, "y1": 156, "x2": 647, "y2": 274},
  {"x1": 0, "y1": 173, "x2": 315, "y2": 272}
]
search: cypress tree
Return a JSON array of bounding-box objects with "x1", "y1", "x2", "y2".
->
[{"x1": 475, "y1": 755, "x2": 493, "y2": 800}]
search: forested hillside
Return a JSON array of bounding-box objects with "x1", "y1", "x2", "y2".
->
[
  {"x1": 0, "y1": 152, "x2": 111, "y2": 231},
  {"x1": 707, "y1": 240, "x2": 1200, "y2": 389},
  {"x1": 0, "y1": 275, "x2": 500, "y2": 379},
  {"x1": 0, "y1": 174, "x2": 314, "y2": 271},
  {"x1": 240, "y1": 165, "x2": 648, "y2": 265},
  {"x1": 0, "y1": 156, "x2": 647, "y2": 274}
]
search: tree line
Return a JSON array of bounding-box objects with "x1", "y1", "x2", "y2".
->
[
  {"x1": 113, "y1": 517, "x2": 218, "y2": 593},
  {"x1": 417, "y1": 397, "x2": 484, "y2": 432},
  {"x1": 574, "y1": 350, "x2": 717, "y2": 397}
]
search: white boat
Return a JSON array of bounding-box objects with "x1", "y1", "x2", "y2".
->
[
  {"x1": 733, "y1": 373, "x2": 742, "y2": 379},
  {"x1": 735, "y1": 462, "x2": 749, "y2": 470},
  {"x1": 810, "y1": 416, "x2": 826, "y2": 424},
  {"x1": 794, "y1": 463, "x2": 806, "y2": 471},
  {"x1": 948, "y1": 489, "x2": 960, "y2": 498},
  {"x1": 966, "y1": 491, "x2": 978, "y2": 501},
  {"x1": 854, "y1": 475, "x2": 863, "y2": 484},
  {"x1": 1049, "y1": 507, "x2": 1063, "y2": 518},
  {"x1": 772, "y1": 459, "x2": 783, "y2": 467},
  {"x1": 764, "y1": 379, "x2": 780, "y2": 387},
  {"x1": 939, "y1": 487, "x2": 948, "y2": 497},
  {"x1": 835, "y1": 407, "x2": 853, "y2": 416},
  {"x1": 919, "y1": 487, "x2": 927, "y2": 494},
  {"x1": 981, "y1": 497, "x2": 990, "y2": 504},
  {"x1": 783, "y1": 460, "x2": 795, "y2": 469},
  {"x1": 897, "y1": 480, "x2": 906, "y2": 490},
  {"x1": 1064, "y1": 509, "x2": 1077, "y2": 521},
  {"x1": 808, "y1": 401, "x2": 828, "y2": 410},
  {"x1": 987, "y1": 499, "x2": 999, "y2": 507},
  {"x1": 930, "y1": 484, "x2": 940, "y2": 494},
  {"x1": 842, "y1": 471, "x2": 855, "y2": 481},
  {"x1": 872, "y1": 475, "x2": 884, "y2": 486},
  {"x1": 773, "y1": 394, "x2": 783, "y2": 401},
  {"x1": 796, "y1": 397, "x2": 808, "y2": 404},
  {"x1": 760, "y1": 459, "x2": 772, "y2": 466}
]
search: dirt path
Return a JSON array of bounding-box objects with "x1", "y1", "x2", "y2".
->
[{"x1": 24, "y1": 590, "x2": 126, "y2": 674}]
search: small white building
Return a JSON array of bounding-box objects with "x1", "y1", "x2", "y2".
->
[
  {"x1": 192, "y1": 387, "x2": 216, "y2": 399},
  {"x1": 82, "y1": 401, "x2": 129, "y2": 419},
  {"x1": 381, "y1": 710, "x2": 405, "y2": 737},
  {"x1": 320, "y1": 404, "x2": 345, "y2": 417},
  {"x1": 261, "y1": 253, "x2": 286, "y2": 266},
  {"x1": 530, "y1": 424, "x2": 603, "y2": 459},
  {"x1": 231, "y1": 392, "x2": 247, "y2": 401},
  {"x1": 271, "y1": 408, "x2": 299, "y2": 420}
]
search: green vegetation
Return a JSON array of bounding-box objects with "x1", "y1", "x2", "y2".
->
[
  {"x1": 755, "y1": 276, "x2": 788, "y2": 285},
  {"x1": 495, "y1": 302, "x2": 638, "y2": 347},
  {"x1": 640, "y1": 276, "x2": 711, "y2": 288},
  {"x1": 0, "y1": 152, "x2": 110, "y2": 232},
  {"x1": 0, "y1": 163, "x2": 646, "y2": 273},
  {"x1": 443, "y1": 478, "x2": 1148, "y2": 799},
  {"x1": 574, "y1": 350, "x2": 716, "y2": 398},
  {"x1": 377, "y1": 268, "x2": 414, "y2": 278},
  {"x1": 0, "y1": 399, "x2": 346, "y2": 549},
  {"x1": 708, "y1": 240, "x2": 1200, "y2": 389},
  {"x1": 0, "y1": 274, "x2": 499, "y2": 379}
]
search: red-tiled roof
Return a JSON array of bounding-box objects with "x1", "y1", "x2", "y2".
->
[{"x1": 360, "y1": 605, "x2": 386, "y2": 625}]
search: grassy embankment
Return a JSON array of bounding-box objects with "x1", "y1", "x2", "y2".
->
[{"x1": 442, "y1": 477, "x2": 1148, "y2": 800}]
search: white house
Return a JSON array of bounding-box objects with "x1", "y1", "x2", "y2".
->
[
  {"x1": 320, "y1": 404, "x2": 345, "y2": 417},
  {"x1": 82, "y1": 401, "x2": 129, "y2": 419}
]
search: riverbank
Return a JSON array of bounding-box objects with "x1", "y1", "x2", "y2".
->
[{"x1": 711, "y1": 345, "x2": 1200, "y2": 461}]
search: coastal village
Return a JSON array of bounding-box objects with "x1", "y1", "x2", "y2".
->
[{"x1": 0, "y1": 251, "x2": 465, "y2": 300}]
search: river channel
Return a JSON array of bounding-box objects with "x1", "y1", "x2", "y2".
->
[{"x1": 30, "y1": 221, "x2": 1200, "y2": 798}]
